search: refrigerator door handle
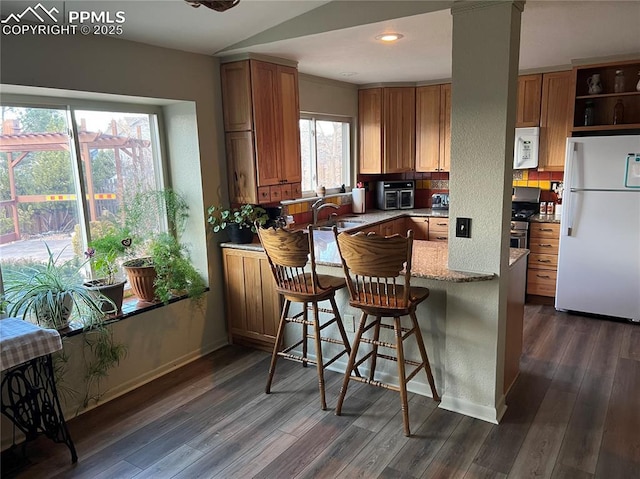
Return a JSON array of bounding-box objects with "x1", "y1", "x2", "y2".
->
[{"x1": 563, "y1": 142, "x2": 579, "y2": 236}]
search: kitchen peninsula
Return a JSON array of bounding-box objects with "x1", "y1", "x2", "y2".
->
[{"x1": 221, "y1": 210, "x2": 528, "y2": 423}]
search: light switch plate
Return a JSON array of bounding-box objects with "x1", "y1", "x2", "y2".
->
[{"x1": 456, "y1": 218, "x2": 471, "y2": 238}]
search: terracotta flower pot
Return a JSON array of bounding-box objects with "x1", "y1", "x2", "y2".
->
[{"x1": 123, "y1": 258, "x2": 157, "y2": 303}]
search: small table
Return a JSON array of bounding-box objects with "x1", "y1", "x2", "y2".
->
[{"x1": 0, "y1": 318, "x2": 77, "y2": 463}]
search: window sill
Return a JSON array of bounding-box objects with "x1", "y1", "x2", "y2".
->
[{"x1": 58, "y1": 291, "x2": 207, "y2": 339}]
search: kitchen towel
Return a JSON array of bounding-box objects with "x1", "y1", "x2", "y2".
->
[{"x1": 352, "y1": 188, "x2": 365, "y2": 214}]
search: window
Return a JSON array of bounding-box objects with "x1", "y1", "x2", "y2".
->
[
  {"x1": 299, "y1": 115, "x2": 351, "y2": 193},
  {"x1": 0, "y1": 103, "x2": 165, "y2": 281}
]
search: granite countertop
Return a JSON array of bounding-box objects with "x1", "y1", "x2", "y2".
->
[
  {"x1": 530, "y1": 213, "x2": 561, "y2": 224},
  {"x1": 222, "y1": 211, "x2": 529, "y2": 283}
]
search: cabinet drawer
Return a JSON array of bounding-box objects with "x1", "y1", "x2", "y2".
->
[
  {"x1": 529, "y1": 238, "x2": 559, "y2": 254},
  {"x1": 529, "y1": 223, "x2": 560, "y2": 239},
  {"x1": 269, "y1": 185, "x2": 282, "y2": 202},
  {"x1": 257, "y1": 186, "x2": 271, "y2": 204},
  {"x1": 527, "y1": 269, "x2": 557, "y2": 297},
  {"x1": 528, "y1": 253, "x2": 558, "y2": 270},
  {"x1": 429, "y1": 218, "x2": 449, "y2": 232},
  {"x1": 428, "y1": 231, "x2": 449, "y2": 242}
]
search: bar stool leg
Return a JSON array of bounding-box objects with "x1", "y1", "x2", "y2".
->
[
  {"x1": 336, "y1": 311, "x2": 367, "y2": 416},
  {"x1": 394, "y1": 316, "x2": 411, "y2": 437},
  {"x1": 302, "y1": 301, "x2": 309, "y2": 368},
  {"x1": 369, "y1": 317, "x2": 382, "y2": 381},
  {"x1": 410, "y1": 310, "x2": 440, "y2": 401},
  {"x1": 266, "y1": 299, "x2": 290, "y2": 394},
  {"x1": 311, "y1": 301, "x2": 327, "y2": 410},
  {"x1": 329, "y1": 296, "x2": 361, "y2": 379}
]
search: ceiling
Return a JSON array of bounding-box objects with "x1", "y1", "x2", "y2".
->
[{"x1": 2, "y1": 1, "x2": 638, "y2": 85}]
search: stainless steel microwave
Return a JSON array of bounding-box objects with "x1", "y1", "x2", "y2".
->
[{"x1": 376, "y1": 181, "x2": 415, "y2": 210}]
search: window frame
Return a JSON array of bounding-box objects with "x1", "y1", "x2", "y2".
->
[
  {"x1": 0, "y1": 95, "x2": 168, "y2": 283},
  {"x1": 299, "y1": 113, "x2": 352, "y2": 197}
]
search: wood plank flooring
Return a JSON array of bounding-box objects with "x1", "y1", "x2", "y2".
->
[{"x1": 2, "y1": 305, "x2": 639, "y2": 479}]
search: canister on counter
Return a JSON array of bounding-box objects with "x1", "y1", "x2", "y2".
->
[
  {"x1": 546, "y1": 202, "x2": 555, "y2": 215},
  {"x1": 539, "y1": 202, "x2": 547, "y2": 214}
]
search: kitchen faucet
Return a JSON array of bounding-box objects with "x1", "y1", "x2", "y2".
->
[{"x1": 311, "y1": 198, "x2": 339, "y2": 225}]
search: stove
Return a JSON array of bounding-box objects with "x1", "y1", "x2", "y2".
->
[{"x1": 511, "y1": 187, "x2": 541, "y2": 248}]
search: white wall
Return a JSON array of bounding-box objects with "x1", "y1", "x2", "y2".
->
[{"x1": 0, "y1": 32, "x2": 229, "y2": 447}]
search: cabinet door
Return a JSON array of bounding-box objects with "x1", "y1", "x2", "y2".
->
[
  {"x1": 223, "y1": 249, "x2": 281, "y2": 350},
  {"x1": 383, "y1": 87, "x2": 415, "y2": 173},
  {"x1": 278, "y1": 65, "x2": 302, "y2": 184},
  {"x1": 406, "y1": 217, "x2": 429, "y2": 240},
  {"x1": 415, "y1": 85, "x2": 441, "y2": 173},
  {"x1": 226, "y1": 132, "x2": 257, "y2": 204},
  {"x1": 221, "y1": 61, "x2": 253, "y2": 131},
  {"x1": 539, "y1": 71, "x2": 572, "y2": 171},
  {"x1": 439, "y1": 84, "x2": 452, "y2": 172},
  {"x1": 359, "y1": 88, "x2": 383, "y2": 174},
  {"x1": 251, "y1": 61, "x2": 281, "y2": 186},
  {"x1": 516, "y1": 74, "x2": 542, "y2": 127}
]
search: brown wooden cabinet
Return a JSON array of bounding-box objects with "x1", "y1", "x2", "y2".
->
[
  {"x1": 538, "y1": 71, "x2": 573, "y2": 171},
  {"x1": 527, "y1": 222, "x2": 560, "y2": 297},
  {"x1": 516, "y1": 74, "x2": 542, "y2": 127},
  {"x1": 405, "y1": 216, "x2": 429, "y2": 240},
  {"x1": 570, "y1": 59, "x2": 640, "y2": 133},
  {"x1": 222, "y1": 248, "x2": 281, "y2": 351},
  {"x1": 427, "y1": 217, "x2": 449, "y2": 242},
  {"x1": 358, "y1": 87, "x2": 415, "y2": 174},
  {"x1": 415, "y1": 84, "x2": 451, "y2": 173},
  {"x1": 221, "y1": 59, "x2": 302, "y2": 204}
]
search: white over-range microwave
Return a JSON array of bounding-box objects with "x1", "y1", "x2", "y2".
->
[{"x1": 514, "y1": 127, "x2": 539, "y2": 169}]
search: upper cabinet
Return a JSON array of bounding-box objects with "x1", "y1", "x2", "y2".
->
[
  {"x1": 516, "y1": 74, "x2": 542, "y2": 127},
  {"x1": 221, "y1": 59, "x2": 302, "y2": 204},
  {"x1": 359, "y1": 87, "x2": 415, "y2": 174},
  {"x1": 570, "y1": 59, "x2": 640, "y2": 133},
  {"x1": 415, "y1": 83, "x2": 451, "y2": 173},
  {"x1": 539, "y1": 71, "x2": 573, "y2": 171}
]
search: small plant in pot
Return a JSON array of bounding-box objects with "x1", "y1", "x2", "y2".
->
[
  {"x1": 84, "y1": 226, "x2": 132, "y2": 314},
  {"x1": 207, "y1": 203, "x2": 269, "y2": 244},
  {"x1": 4, "y1": 245, "x2": 112, "y2": 330}
]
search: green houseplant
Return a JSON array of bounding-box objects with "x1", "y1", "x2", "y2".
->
[
  {"x1": 207, "y1": 203, "x2": 269, "y2": 243},
  {"x1": 5, "y1": 245, "x2": 112, "y2": 330},
  {"x1": 122, "y1": 189, "x2": 206, "y2": 304}
]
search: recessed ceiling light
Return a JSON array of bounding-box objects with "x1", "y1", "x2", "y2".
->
[
  {"x1": 375, "y1": 33, "x2": 404, "y2": 42},
  {"x1": 340, "y1": 72, "x2": 358, "y2": 77}
]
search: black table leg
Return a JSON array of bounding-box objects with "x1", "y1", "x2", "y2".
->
[{"x1": 1, "y1": 354, "x2": 78, "y2": 463}]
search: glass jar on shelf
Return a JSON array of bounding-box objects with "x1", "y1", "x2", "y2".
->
[
  {"x1": 613, "y1": 70, "x2": 625, "y2": 93},
  {"x1": 613, "y1": 99, "x2": 624, "y2": 125},
  {"x1": 584, "y1": 101, "x2": 595, "y2": 126}
]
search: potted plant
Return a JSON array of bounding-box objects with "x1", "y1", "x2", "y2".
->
[
  {"x1": 207, "y1": 203, "x2": 269, "y2": 244},
  {"x1": 84, "y1": 225, "x2": 131, "y2": 313},
  {"x1": 4, "y1": 245, "x2": 112, "y2": 330},
  {"x1": 122, "y1": 189, "x2": 206, "y2": 304}
]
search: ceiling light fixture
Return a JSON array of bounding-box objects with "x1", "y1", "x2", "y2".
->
[
  {"x1": 375, "y1": 33, "x2": 404, "y2": 42},
  {"x1": 340, "y1": 72, "x2": 358, "y2": 77},
  {"x1": 185, "y1": 0, "x2": 240, "y2": 12}
]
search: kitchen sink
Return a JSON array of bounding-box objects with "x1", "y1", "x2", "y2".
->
[{"x1": 312, "y1": 219, "x2": 365, "y2": 231}]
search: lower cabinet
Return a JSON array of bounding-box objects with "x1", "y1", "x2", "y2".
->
[
  {"x1": 527, "y1": 222, "x2": 560, "y2": 297},
  {"x1": 428, "y1": 218, "x2": 449, "y2": 242},
  {"x1": 222, "y1": 248, "x2": 281, "y2": 351}
]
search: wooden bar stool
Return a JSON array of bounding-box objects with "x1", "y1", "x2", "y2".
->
[
  {"x1": 334, "y1": 228, "x2": 440, "y2": 436},
  {"x1": 258, "y1": 225, "x2": 357, "y2": 410}
]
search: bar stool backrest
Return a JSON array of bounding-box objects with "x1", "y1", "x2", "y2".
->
[
  {"x1": 258, "y1": 225, "x2": 320, "y2": 295},
  {"x1": 336, "y1": 230, "x2": 414, "y2": 308}
]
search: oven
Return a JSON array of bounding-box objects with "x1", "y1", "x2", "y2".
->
[
  {"x1": 376, "y1": 181, "x2": 415, "y2": 210},
  {"x1": 510, "y1": 221, "x2": 529, "y2": 248}
]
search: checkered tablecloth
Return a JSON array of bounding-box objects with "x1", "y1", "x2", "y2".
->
[{"x1": 0, "y1": 318, "x2": 62, "y2": 371}]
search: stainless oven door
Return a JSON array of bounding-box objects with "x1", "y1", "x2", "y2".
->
[
  {"x1": 399, "y1": 189, "x2": 414, "y2": 209},
  {"x1": 383, "y1": 191, "x2": 399, "y2": 210},
  {"x1": 510, "y1": 230, "x2": 527, "y2": 248}
]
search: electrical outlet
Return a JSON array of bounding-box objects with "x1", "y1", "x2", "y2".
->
[
  {"x1": 344, "y1": 314, "x2": 355, "y2": 333},
  {"x1": 456, "y1": 218, "x2": 471, "y2": 238}
]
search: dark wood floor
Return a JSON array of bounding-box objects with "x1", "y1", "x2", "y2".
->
[{"x1": 3, "y1": 305, "x2": 639, "y2": 479}]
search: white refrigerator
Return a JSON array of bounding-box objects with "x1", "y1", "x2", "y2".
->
[{"x1": 555, "y1": 135, "x2": 640, "y2": 322}]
